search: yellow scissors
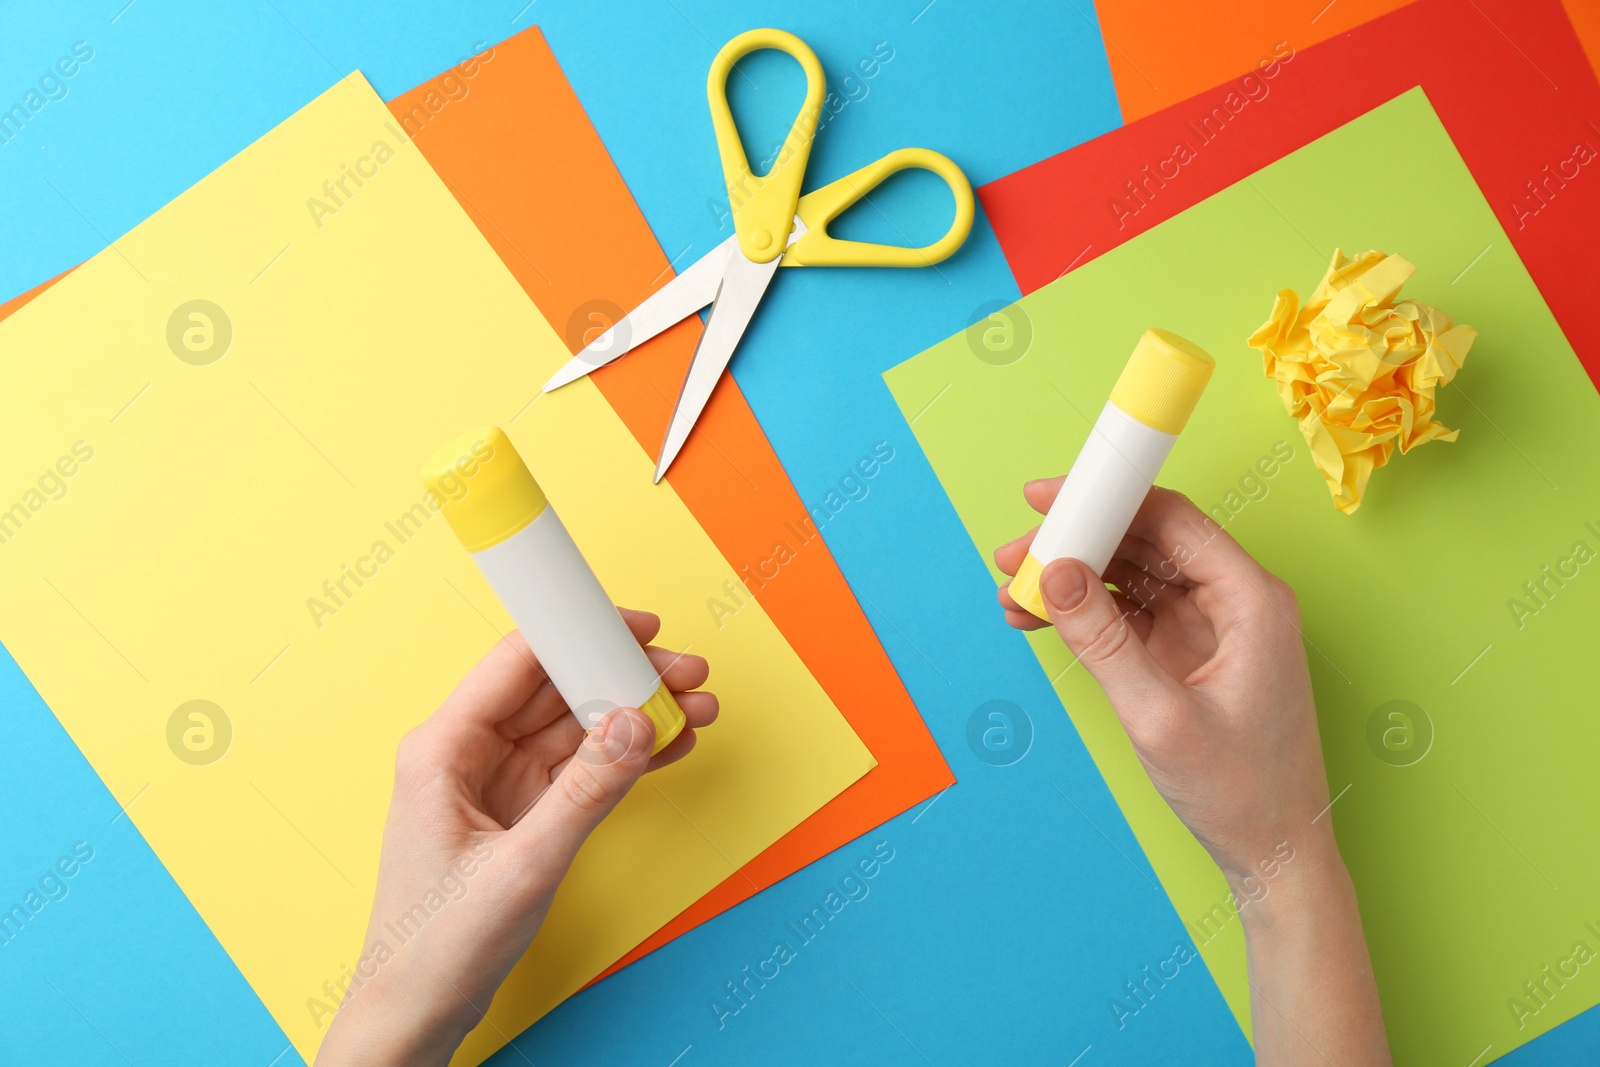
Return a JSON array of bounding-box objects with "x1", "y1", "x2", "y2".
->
[{"x1": 543, "y1": 27, "x2": 975, "y2": 481}]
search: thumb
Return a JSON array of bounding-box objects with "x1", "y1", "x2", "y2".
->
[
  {"x1": 514, "y1": 707, "x2": 653, "y2": 869},
  {"x1": 1041, "y1": 558, "x2": 1175, "y2": 711}
]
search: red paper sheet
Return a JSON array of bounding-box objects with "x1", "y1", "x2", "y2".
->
[{"x1": 984, "y1": 0, "x2": 1600, "y2": 391}]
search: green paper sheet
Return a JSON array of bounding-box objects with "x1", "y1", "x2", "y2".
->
[{"x1": 885, "y1": 88, "x2": 1600, "y2": 1063}]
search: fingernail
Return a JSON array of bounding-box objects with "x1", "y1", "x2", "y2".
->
[
  {"x1": 1042, "y1": 560, "x2": 1088, "y2": 611},
  {"x1": 599, "y1": 710, "x2": 634, "y2": 760}
]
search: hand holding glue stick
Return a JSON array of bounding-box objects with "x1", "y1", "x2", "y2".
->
[
  {"x1": 995, "y1": 330, "x2": 1392, "y2": 1061},
  {"x1": 420, "y1": 426, "x2": 687, "y2": 753},
  {"x1": 313, "y1": 429, "x2": 716, "y2": 1067}
]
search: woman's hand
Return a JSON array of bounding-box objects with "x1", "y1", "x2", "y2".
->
[
  {"x1": 996, "y1": 483, "x2": 1328, "y2": 886},
  {"x1": 314, "y1": 609, "x2": 717, "y2": 1067},
  {"x1": 996, "y1": 484, "x2": 1390, "y2": 1065}
]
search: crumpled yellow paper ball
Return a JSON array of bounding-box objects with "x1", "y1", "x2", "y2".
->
[{"x1": 1247, "y1": 249, "x2": 1476, "y2": 514}]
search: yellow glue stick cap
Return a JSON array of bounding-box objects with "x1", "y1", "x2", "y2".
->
[
  {"x1": 639, "y1": 682, "x2": 689, "y2": 755},
  {"x1": 1108, "y1": 329, "x2": 1215, "y2": 435},
  {"x1": 1008, "y1": 552, "x2": 1049, "y2": 621},
  {"x1": 420, "y1": 426, "x2": 548, "y2": 552}
]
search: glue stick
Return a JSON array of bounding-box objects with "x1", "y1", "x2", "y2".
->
[
  {"x1": 420, "y1": 426, "x2": 686, "y2": 754},
  {"x1": 1008, "y1": 329, "x2": 1214, "y2": 621}
]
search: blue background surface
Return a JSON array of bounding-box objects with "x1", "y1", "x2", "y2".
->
[{"x1": 0, "y1": 1, "x2": 1593, "y2": 1063}]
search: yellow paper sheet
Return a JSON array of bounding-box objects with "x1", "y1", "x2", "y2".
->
[{"x1": 0, "y1": 73, "x2": 874, "y2": 1065}]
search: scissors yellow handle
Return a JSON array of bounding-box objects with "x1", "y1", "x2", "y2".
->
[
  {"x1": 708, "y1": 28, "x2": 825, "y2": 264},
  {"x1": 784, "y1": 148, "x2": 974, "y2": 268},
  {"x1": 709, "y1": 29, "x2": 974, "y2": 270}
]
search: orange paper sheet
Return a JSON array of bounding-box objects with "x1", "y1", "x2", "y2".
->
[
  {"x1": 1097, "y1": 0, "x2": 1416, "y2": 121},
  {"x1": 393, "y1": 28, "x2": 952, "y2": 975},
  {"x1": 391, "y1": 35, "x2": 949, "y2": 975},
  {"x1": 1565, "y1": 0, "x2": 1600, "y2": 77},
  {"x1": 0, "y1": 27, "x2": 952, "y2": 979}
]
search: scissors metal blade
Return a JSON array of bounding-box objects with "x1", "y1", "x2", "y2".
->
[
  {"x1": 542, "y1": 234, "x2": 739, "y2": 392},
  {"x1": 652, "y1": 247, "x2": 784, "y2": 482}
]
